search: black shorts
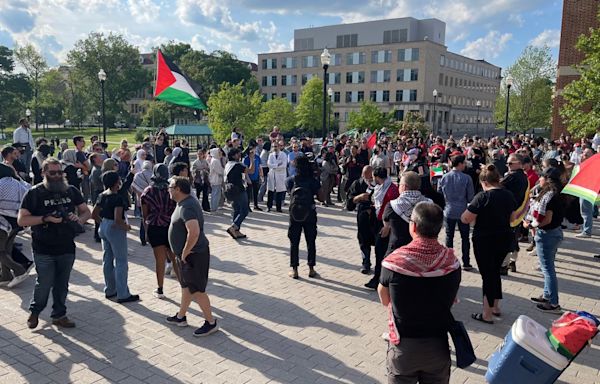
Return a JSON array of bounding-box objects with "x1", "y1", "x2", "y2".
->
[
  {"x1": 147, "y1": 225, "x2": 169, "y2": 248},
  {"x1": 177, "y1": 247, "x2": 210, "y2": 294}
]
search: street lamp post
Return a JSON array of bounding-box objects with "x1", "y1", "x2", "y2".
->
[
  {"x1": 432, "y1": 89, "x2": 438, "y2": 136},
  {"x1": 475, "y1": 100, "x2": 481, "y2": 137},
  {"x1": 504, "y1": 75, "x2": 513, "y2": 137},
  {"x1": 320, "y1": 48, "x2": 331, "y2": 139},
  {"x1": 327, "y1": 87, "x2": 333, "y2": 133},
  {"x1": 98, "y1": 69, "x2": 107, "y2": 142},
  {"x1": 26, "y1": 108, "x2": 31, "y2": 121},
  {"x1": 41, "y1": 112, "x2": 46, "y2": 138},
  {"x1": 96, "y1": 111, "x2": 101, "y2": 138}
]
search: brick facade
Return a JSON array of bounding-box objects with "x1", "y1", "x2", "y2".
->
[{"x1": 552, "y1": 0, "x2": 600, "y2": 139}]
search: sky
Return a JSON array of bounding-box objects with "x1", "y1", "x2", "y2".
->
[{"x1": 0, "y1": 0, "x2": 563, "y2": 70}]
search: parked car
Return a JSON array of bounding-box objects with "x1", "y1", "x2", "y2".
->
[{"x1": 114, "y1": 121, "x2": 128, "y2": 128}]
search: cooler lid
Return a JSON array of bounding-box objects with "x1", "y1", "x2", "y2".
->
[{"x1": 511, "y1": 315, "x2": 569, "y2": 370}]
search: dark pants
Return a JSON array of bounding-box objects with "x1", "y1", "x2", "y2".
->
[
  {"x1": 232, "y1": 192, "x2": 249, "y2": 229},
  {"x1": 267, "y1": 191, "x2": 285, "y2": 211},
  {"x1": 357, "y1": 208, "x2": 376, "y2": 269},
  {"x1": 29, "y1": 252, "x2": 75, "y2": 319},
  {"x1": 473, "y1": 233, "x2": 510, "y2": 307},
  {"x1": 195, "y1": 183, "x2": 211, "y2": 212},
  {"x1": 247, "y1": 179, "x2": 260, "y2": 208},
  {"x1": 139, "y1": 221, "x2": 146, "y2": 245},
  {"x1": 288, "y1": 212, "x2": 317, "y2": 267},
  {"x1": 444, "y1": 217, "x2": 470, "y2": 266},
  {"x1": 0, "y1": 229, "x2": 24, "y2": 281},
  {"x1": 373, "y1": 220, "x2": 389, "y2": 282},
  {"x1": 386, "y1": 338, "x2": 451, "y2": 384}
]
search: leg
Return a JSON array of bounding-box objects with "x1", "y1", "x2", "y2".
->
[
  {"x1": 444, "y1": 217, "x2": 456, "y2": 250},
  {"x1": 29, "y1": 253, "x2": 56, "y2": 316},
  {"x1": 195, "y1": 183, "x2": 202, "y2": 200},
  {"x1": 246, "y1": 182, "x2": 253, "y2": 209},
  {"x1": 111, "y1": 227, "x2": 132, "y2": 300},
  {"x1": 139, "y1": 220, "x2": 146, "y2": 245},
  {"x1": 178, "y1": 287, "x2": 193, "y2": 318},
  {"x1": 50, "y1": 253, "x2": 75, "y2": 319},
  {"x1": 276, "y1": 191, "x2": 284, "y2": 211},
  {"x1": 580, "y1": 198, "x2": 593, "y2": 235},
  {"x1": 457, "y1": 221, "x2": 471, "y2": 266},
  {"x1": 210, "y1": 185, "x2": 219, "y2": 211},
  {"x1": 267, "y1": 190, "x2": 274, "y2": 210},
  {"x1": 192, "y1": 292, "x2": 214, "y2": 323},
  {"x1": 288, "y1": 220, "x2": 302, "y2": 267},
  {"x1": 304, "y1": 216, "x2": 318, "y2": 267},
  {"x1": 233, "y1": 193, "x2": 249, "y2": 230},
  {"x1": 153, "y1": 245, "x2": 168, "y2": 289},
  {"x1": 166, "y1": 248, "x2": 180, "y2": 282},
  {"x1": 252, "y1": 180, "x2": 260, "y2": 208},
  {"x1": 258, "y1": 168, "x2": 268, "y2": 202},
  {"x1": 0, "y1": 229, "x2": 25, "y2": 277},
  {"x1": 536, "y1": 229, "x2": 562, "y2": 305},
  {"x1": 202, "y1": 184, "x2": 211, "y2": 211},
  {"x1": 100, "y1": 221, "x2": 117, "y2": 296},
  {"x1": 373, "y1": 224, "x2": 389, "y2": 282}
]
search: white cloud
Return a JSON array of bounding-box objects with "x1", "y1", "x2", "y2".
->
[
  {"x1": 460, "y1": 30, "x2": 512, "y2": 60},
  {"x1": 508, "y1": 13, "x2": 525, "y2": 27},
  {"x1": 127, "y1": 0, "x2": 160, "y2": 23},
  {"x1": 530, "y1": 29, "x2": 560, "y2": 48}
]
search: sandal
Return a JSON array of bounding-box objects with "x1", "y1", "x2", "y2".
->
[
  {"x1": 472, "y1": 313, "x2": 494, "y2": 324},
  {"x1": 493, "y1": 312, "x2": 502, "y2": 318}
]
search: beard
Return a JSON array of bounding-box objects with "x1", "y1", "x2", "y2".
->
[{"x1": 44, "y1": 178, "x2": 68, "y2": 193}]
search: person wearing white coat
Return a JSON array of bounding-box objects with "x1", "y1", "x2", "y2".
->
[
  {"x1": 267, "y1": 142, "x2": 288, "y2": 212},
  {"x1": 208, "y1": 148, "x2": 224, "y2": 212}
]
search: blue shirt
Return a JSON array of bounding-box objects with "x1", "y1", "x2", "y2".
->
[
  {"x1": 287, "y1": 151, "x2": 303, "y2": 177},
  {"x1": 243, "y1": 154, "x2": 261, "y2": 181},
  {"x1": 439, "y1": 169, "x2": 474, "y2": 219}
]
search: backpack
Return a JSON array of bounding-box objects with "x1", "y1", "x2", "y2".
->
[{"x1": 289, "y1": 181, "x2": 314, "y2": 223}]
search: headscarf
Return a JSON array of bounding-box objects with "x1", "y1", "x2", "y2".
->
[
  {"x1": 102, "y1": 158, "x2": 118, "y2": 173},
  {"x1": 373, "y1": 176, "x2": 392, "y2": 216},
  {"x1": 61, "y1": 149, "x2": 78, "y2": 168},
  {"x1": 209, "y1": 148, "x2": 220, "y2": 159},
  {"x1": 132, "y1": 161, "x2": 153, "y2": 195},
  {"x1": 33, "y1": 144, "x2": 52, "y2": 172},
  {"x1": 171, "y1": 147, "x2": 182, "y2": 163},
  {"x1": 150, "y1": 163, "x2": 169, "y2": 190},
  {"x1": 133, "y1": 149, "x2": 146, "y2": 173},
  {"x1": 389, "y1": 191, "x2": 432, "y2": 223}
]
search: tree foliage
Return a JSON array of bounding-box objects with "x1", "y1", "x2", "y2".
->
[
  {"x1": 14, "y1": 44, "x2": 48, "y2": 129},
  {"x1": 347, "y1": 101, "x2": 391, "y2": 131},
  {"x1": 0, "y1": 46, "x2": 32, "y2": 127},
  {"x1": 561, "y1": 9, "x2": 600, "y2": 137},
  {"x1": 256, "y1": 97, "x2": 296, "y2": 133},
  {"x1": 207, "y1": 82, "x2": 262, "y2": 144},
  {"x1": 494, "y1": 46, "x2": 555, "y2": 132},
  {"x1": 295, "y1": 77, "x2": 330, "y2": 137}
]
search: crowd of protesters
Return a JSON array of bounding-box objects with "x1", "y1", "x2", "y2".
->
[{"x1": 1, "y1": 116, "x2": 599, "y2": 380}]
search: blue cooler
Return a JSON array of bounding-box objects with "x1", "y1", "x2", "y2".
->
[{"x1": 486, "y1": 315, "x2": 569, "y2": 384}]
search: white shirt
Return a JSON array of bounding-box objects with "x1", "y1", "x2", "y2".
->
[
  {"x1": 13, "y1": 126, "x2": 34, "y2": 148},
  {"x1": 592, "y1": 133, "x2": 600, "y2": 151}
]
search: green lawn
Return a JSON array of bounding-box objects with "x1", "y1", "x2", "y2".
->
[{"x1": 0, "y1": 126, "x2": 154, "y2": 148}]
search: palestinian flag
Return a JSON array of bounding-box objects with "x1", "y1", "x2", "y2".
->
[
  {"x1": 154, "y1": 50, "x2": 207, "y2": 110},
  {"x1": 562, "y1": 154, "x2": 600, "y2": 204},
  {"x1": 430, "y1": 165, "x2": 444, "y2": 178}
]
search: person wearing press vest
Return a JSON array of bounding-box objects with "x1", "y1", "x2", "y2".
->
[
  {"x1": 286, "y1": 156, "x2": 321, "y2": 279},
  {"x1": 18, "y1": 158, "x2": 91, "y2": 329}
]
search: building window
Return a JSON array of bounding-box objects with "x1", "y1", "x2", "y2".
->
[
  {"x1": 336, "y1": 34, "x2": 358, "y2": 48},
  {"x1": 371, "y1": 50, "x2": 392, "y2": 64},
  {"x1": 282, "y1": 76, "x2": 287, "y2": 86},
  {"x1": 369, "y1": 91, "x2": 377, "y2": 102},
  {"x1": 281, "y1": 93, "x2": 287, "y2": 99},
  {"x1": 409, "y1": 90, "x2": 417, "y2": 101},
  {"x1": 345, "y1": 91, "x2": 352, "y2": 103},
  {"x1": 383, "y1": 29, "x2": 408, "y2": 44},
  {"x1": 261, "y1": 59, "x2": 267, "y2": 70},
  {"x1": 282, "y1": 57, "x2": 297, "y2": 69},
  {"x1": 329, "y1": 72, "x2": 341, "y2": 85},
  {"x1": 346, "y1": 52, "x2": 366, "y2": 65},
  {"x1": 271, "y1": 58, "x2": 277, "y2": 69},
  {"x1": 396, "y1": 90, "x2": 404, "y2": 102},
  {"x1": 271, "y1": 76, "x2": 277, "y2": 86},
  {"x1": 394, "y1": 109, "x2": 404, "y2": 121},
  {"x1": 440, "y1": 55, "x2": 445, "y2": 66},
  {"x1": 295, "y1": 38, "x2": 314, "y2": 50},
  {"x1": 301, "y1": 74, "x2": 311, "y2": 85},
  {"x1": 438, "y1": 73, "x2": 443, "y2": 85},
  {"x1": 334, "y1": 91, "x2": 340, "y2": 103},
  {"x1": 291, "y1": 93, "x2": 297, "y2": 103},
  {"x1": 334, "y1": 112, "x2": 340, "y2": 121},
  {"x1": 332, "y1": 54, "x2": 342, "y2": 66},
  {"x1": 302, "y1": 56, "x2": 318, "y2": 68},
  {"x1": 358, "y1": 91, "x2": 365, "y2": 102},
  {"x1": 383, "y1": 90, "x2": 390, "y2": 102},
  {"x1": 410, "y1": 69, "x2": 418, "y2": 81},
  {"x1": 412, "y1": 48, "x2": 420, "y2": 61},
  {"x1": 444, "y1": 75, "x2": 448, "y2": 87},
  {"x1": 346, "y1": 72, "x2": 352, "y2": 84},
  {"x1": 261, "y1": 76, "x2": 267, "y2": 87},
  {"x1": 271, "y1": 93, "x2": 277, "y2": 100},
  {"x1": 370, "y1": 70, "x2": 377, "y2": 83},
  {"x1": 398, "y1": 70, "x2": 405, "y2": 82}
]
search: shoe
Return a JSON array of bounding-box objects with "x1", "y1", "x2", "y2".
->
[
  {"x1": 537, "y1": 303, "x2": 562, "y2": 314},
  {"x1": 254, "y1": 206, "x2": 263, "y2": 211},
  {"x1": 117, "y1": 294, "x2": 140, "y2": 304},
  {"x1": 234, "y1": 230, "x2": 247, "y2": 239},
  {"x1": 360, "y1": 267, "x2": 371, "y2": 275},
  {"x1": 509, "y1": 261, "x2": 517, "y2": 273},
  {"x1": 105, "y1": 293, "x2": 117, "y2": 299},
  {"x1": 27, "y1": 313, "x2": 39, "y2": 329},
  {"x1": 530, "y1": 295, "x2": 549, "y2": 304},
  {"x1": 141, "y1": 240, "x2": 147, "y2": 246},
  {"x1": 267, "y1": 208, "x2": 272, "y2": 212},
  {"x1": 575, "y1": 233, "x2": 591, "y2": 238},
  {"x1": 594, "y1": 254, "x2": 600, "y2": 259},
  {"x1": 462, "y1": 264, "x2": 474, "y2": 271},
  {"x1": 7, "y1": 273, "x2": 29, "y2": 288},
  {"x1": 193, "y1": 320, "x2": 219, "y2": 337},
  {"x1": 166, "y1": 313, "x2": 188, "y2": 327},
  {"x1": 364, "y1": 279, "x2": 378, "y2": 290},
  {"x1": 381, "y1": 332, "x2": 390, "y2": 342},
  {"x1": 226, "y1": 226, "x2": 237, "y2": 239},
  {"x1": 248, "y1": 208, "x2": 253, "y2": 213},
  {"x1": 52, "y1": 316, "x2": 76, "y2": 328},
  {"x1": 308, "y1": 267, "x2": 318, "y2": 278},
  {"x1": 153, "y1": 288, "x2": 165, "y2": 299},
  {"x1": 276, "y1": 209, "x2": 283, "y2": 213},
  {"x1": 95, "y1": 236, "x2": 101, "y2": 243},
  {"x1": 165, "y1": 263, "x2": 173, "y2": 276},
  {"x1": 526, "y1": 243, "x2": 535, "y2": 252},
  {"x1": 499, "y1": 266, "x2": 509, "y2": 276},
  {"x1": 471, "y1": 313, "x2": 494, "y2": 324},
  {"x1": 289, "y1": 268, "x2": 299, "y2": 279},
  {"x1": 170, "y1": 268, "x2": 177, "y2": 278}
]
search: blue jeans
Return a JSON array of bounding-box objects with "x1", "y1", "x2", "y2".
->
[
  {"x1": 210, "y1": 185, "x2": 222, "y2": 212},
  {"x1": 99, "y1": 219, "x2": 131, "y2": 300},
  {"x1": 444, "y1": 217, "x2": 471, "y2": 265},
  {"x1": 232, "y1": 192, "x2": 249, "y2": 229},
  {"x1": 535, "y1": 227, "x2": 563, "y2": 306},
  {"x1": 29, "y1": 252, "x2": 75, "y2": 318},
  {"x1": 580, "y1": 198, "x2": 594, "y2": 235}
]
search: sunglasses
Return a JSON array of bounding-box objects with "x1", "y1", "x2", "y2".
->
[{"x1": 47, "y1": 170, "x2": 63, "y2": 176}]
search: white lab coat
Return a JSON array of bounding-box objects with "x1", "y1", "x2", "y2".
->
[{"x1": 267, "y1": 151, "x2": 288, "y2": 192}]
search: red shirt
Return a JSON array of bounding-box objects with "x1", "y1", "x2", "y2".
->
[
  {"x1": 378, "y1": 183, "x2": 400, "y2": 221},
  {"x1": 526, "y1": 169, "x2": 539, "y2": 188}
]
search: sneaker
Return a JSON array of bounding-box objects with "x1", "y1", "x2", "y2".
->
[
  {"x1": 575, "y1": 233, "x2": 591, "y2": 238},
  {"x1": 52, "y1": 316, "x2": 76, "y2": 328},
  {"x1": 594, "y1": 254, "x2": 600, "y2": 259},
  {"x1": 381, "y1": 332, "x2": 390, "y2": 342},
  {"x1": 462, "y1": 264, "x2": 474, "y2": 271},
  {"x1": 509, "y1": 261, "x2": 517, "y2": 273},
  {"x1": 117, "y1": 294, "x2": 140, "y2": 304},
  {"x1": 193, "y1": 320, "x2": 219, "y2": 337},
  {"x1": 537, "y1": 303, "x2": 562, "y2": 314},
  {"x1": 165, "y1": 263, "x2": 173, "y2": 276},
  {"x1": 7, "y1": 273, "x2": 29, "y2": 288},
  {"x1": 27, "y1": 313, "x2": 39, "y2": 329},
  {"x1": 526, "y1": 243, "x2": 535, "y2": 252},
  {"x1": 166, "y1": 313, "x2": 188, "y2": 327},
  {"x1": 308, "y1": 268, "x2": 318, "y2": 278},
  {"x1": 253, "y1": 206, "x2": 263, "y2": 211},
  {"x1": 364, "y1": 279, "x2": 378, "y2": 290},
  {"x1": 530, "y1": 295, "x2": 549, "y2": 304},
  {"x1": 153, "y1": 288, "x2": 165, "y2": 299}
]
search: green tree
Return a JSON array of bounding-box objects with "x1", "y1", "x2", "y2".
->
[
  {"x1": 158, "y1": 41, "x2": 193, "y2": 64},
  {"x1": 494, "y1": 46, "x2": 555, "y2": 132},
  {"x1": 256, "y1": 97, "x2": 296, "y2": 133},
  {"x1": 38, "y1": 69, "x2": 68, "y2": 124},
  {"x1": 347, "y1": 101, "x2": 391, "y2": 131},
  {"x1": 141, "y1": 100, "x2": 182, "y2": 127},
  {"x1": 207, "y1": 82, "x2": 262, "y2": 143},
  {"x1": 67, "y1": 32, "x2": 151, "y2": 126},
  {"x1": 0, "y1": 46, "x2": 32, "y2": 128},
  {"x1": 295, "y1": 77, "x2": 330, "y2": 137},
  {"x1": 14, "y1": 44, "x2": 48, "y2": 130},
  {"x1": 561, "y1": 9, "x2": 600, "y2": 137}
]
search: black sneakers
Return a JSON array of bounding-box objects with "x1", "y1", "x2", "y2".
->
[
  {"x1": 166, "y1": 313, "x2": 188, "y2": 327},
  {"x1": 117, "y1": 294, "x2": 140, "y2": 304},
  {"x1": 530, "y1": 295, "x2": 549, "y2": 304},
  {"x1": 193, "y1": 320, "x2": 219, "y2": 337}
]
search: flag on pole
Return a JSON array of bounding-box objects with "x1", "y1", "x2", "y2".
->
[
  {"x1": 366, "y1": 130, "x2": 377, "y2": 149},
  {"x1": 154, "y1": 50, "x2": 207, "y2": 110},
  {"x1": 430, "y1": 165, "x2": 444, "y2": 178},
  {"x1": 562, "y1": 153, "x2": 600, "y2": 204}
]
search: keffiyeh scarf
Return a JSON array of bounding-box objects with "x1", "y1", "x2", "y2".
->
[
  {"x1": 373, "y1": 177, "x2": 392, "y2": 216},
  {"x1": 389, "y1": 190, "x2": 431, "y2": 223}
]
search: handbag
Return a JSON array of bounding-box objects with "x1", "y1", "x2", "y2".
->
[{"x1": 447, "y1": 312, "x2": 476, "y2": 369}]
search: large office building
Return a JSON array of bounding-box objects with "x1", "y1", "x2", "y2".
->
[{"x1": 257, "y1": 17, "x2": 502, "y2": 135}]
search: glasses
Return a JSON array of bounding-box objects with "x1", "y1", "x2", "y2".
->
[
  {"x1": 507, "y1": 162, "x2": 519, "y2": 165},
  {"x1": 47, "y1": 171, "x2": 63, "y2": 176},
  {"x1": 168, "y1": 185, "x2": 177, "y2": 190}
]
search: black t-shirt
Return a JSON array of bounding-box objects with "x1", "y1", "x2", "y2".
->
[
  {"x1": 380, "y1": 267, "x2": 461, "y2": 338},
  {"x1": 382, "y1": 204, "x2": 411, "y2": 255},
  {"x1": 96, "y1": 192, "x2": 128, "y2": 220},
  {"x1": 21, "y1": 185, "x2": 85, "y2": 255},
  {"x1": 467, "y1": 188, "x2": 516, "y2": 237},
  {"x1": 226, "y1": 163, "x2": 246, "y2": 191},
  {"x1": 501, "y1": 170, "x2": 528, "y2": 206},
  {"x1": 285, "y1": 175, "x2": 321, "y2": 203},
  {"x1": 539, "y1": 193, "x2": 565, "y2": 231}
]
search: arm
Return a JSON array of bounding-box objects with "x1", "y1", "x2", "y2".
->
[
  {"x1": 466, "y1": 177, "x2": 474, "y2": 202},
  {"x1": 18, "y1": 208, "x2": 63, "y2": 227},
  {"x1": 91, "y1": 205, "x2": 101, "y2": 224},
  {"x1": 534, "y1": 210, "x2": 553, "y2": 227},
  {"x1": 181, "y1": 219, "x2": 200, "y2": 262},
  {"x1": 113, "y1": 206, "x2": 130, "y2": 231},
  {"x1": 75, "y1": 202, "x2": 91, "y2": 224},
  {"x1": 377, "y1": 284, "x2": 390, "y2": 307},
  {"x1": 461, "y1": 209, "x2": 477, "y2": 225}
]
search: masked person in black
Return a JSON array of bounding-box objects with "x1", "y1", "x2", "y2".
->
[
  {"x1": 18, "y1": 158, "x2": 91, "y2": 329},
  {"x1": 346, "y1": 165, "x2": 376, "y2": 274},
  {"x1": 286, "y1": 156, "x2": 322, "y2": 279}
]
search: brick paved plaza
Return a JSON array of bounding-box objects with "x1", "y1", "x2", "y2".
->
[{"x1": 0, "y1": 205, "x2": 598, "y2": 384}]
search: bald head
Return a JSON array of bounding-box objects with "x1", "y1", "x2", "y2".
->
[{"x1": 362, "y1": 165, "x2": 373, "y2": 180}]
